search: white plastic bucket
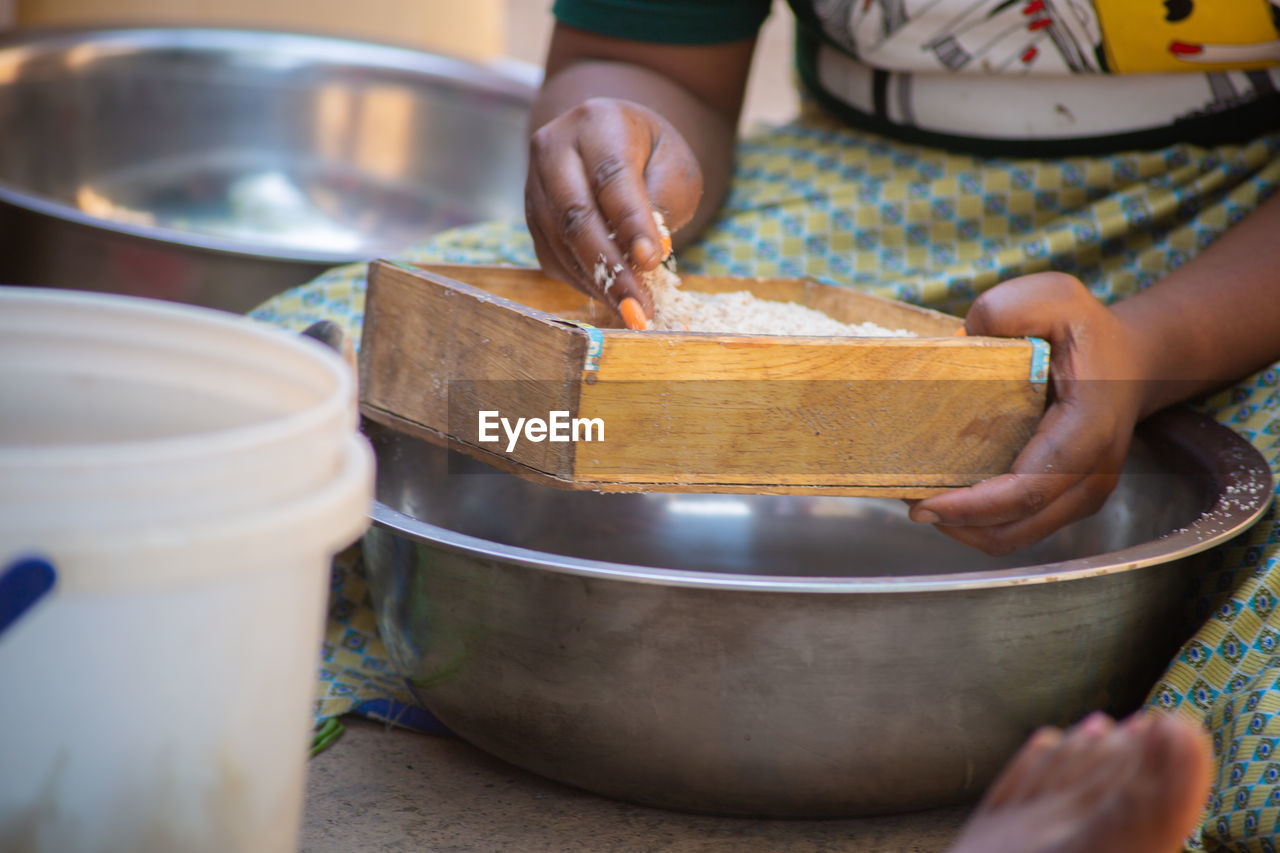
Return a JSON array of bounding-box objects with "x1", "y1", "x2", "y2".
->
[{"x1": 0, "y1": 287, "x2": 373, "y2": 853}]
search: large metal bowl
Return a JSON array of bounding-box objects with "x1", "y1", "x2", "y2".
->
[
  {"x1": 364, "y1": 407, "x2": 1272, "y2": 817},
  {"x1": 0, "y1": 27, "x2": 534, "y2": 312}
]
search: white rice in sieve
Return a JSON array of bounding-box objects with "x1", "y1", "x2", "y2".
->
[{"x1": 641, "y1": 263, "x2": 915, "y2": 337}]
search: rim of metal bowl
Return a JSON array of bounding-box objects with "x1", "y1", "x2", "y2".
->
[
  {"x1": 370, "y1": 406, "x2": 1275, "y2": 594},
  {"x1": 0, "y1": 26, "x2": 539, "y2": 265}
]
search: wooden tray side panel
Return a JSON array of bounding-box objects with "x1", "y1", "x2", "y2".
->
[
  {"x1": 575, "y1": 378, "x2": 1041, "y2": 488},
  {"x1": 360, "y1": 261, "x2": 587, "y2": 479},
  {"x1": 587, "y1": 335, "x2": 1040, "y2": 381},
  {"x1": 409, "y1": 262, "x2": 603, "y2": 319},
  {"x1": 573, "y1": 335, "x2": 1046, "y2": 488}
]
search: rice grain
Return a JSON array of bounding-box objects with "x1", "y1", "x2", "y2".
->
[{"x1": 640, "y1": 263, "x2": 914, "y2": 338}]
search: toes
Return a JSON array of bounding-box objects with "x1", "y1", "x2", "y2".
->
[
  {"x1": 978, "y1": 725, "x2": 1065, "y2": 812},
  {"x1": 1054, "y1": 714, "x2": 1149, "y2": 808},
  {"x1": 955, "y1": 710, "x2": 1213, "y2": 853},
  {"x1": 1068, "y1": 712, "x2": 1212, "y2": 851},
  {"x1": 1021, "y1": 711, "x2": 1118, "y2": 800},
  {"x1": 976, "y1": 711, "x2": 1117, "y2": 815},
  {"x1": 1134, "y1": 714, "x2": 1212, "y2": 845}
]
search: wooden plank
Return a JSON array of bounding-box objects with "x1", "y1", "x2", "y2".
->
[
  {"x1": 585, "y1": 333, "x2": 1036, "y2": 381},
  {"x1": 573, "y1": 376, "x2": 1040, "y2": 488},
  {"x1": 361, "y1": 406, "x2": 953, "y2": 498},
  {"x1": 360, "y1": 261, "x2": 586, "y2": 479},
  {"x1": 574, "y1": 320, "x2": 1043, "y2": 488},
  {"x1": 574, "y1": 332, "x2": 1042, "y2": 487}
]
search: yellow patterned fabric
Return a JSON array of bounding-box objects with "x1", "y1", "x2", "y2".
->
[
  {"x1": 254, "y1": 112, "x2": 1280, "y2": 850},
  {"x1": 311, "y1": 545, "x2": 408, "y2": 723}
]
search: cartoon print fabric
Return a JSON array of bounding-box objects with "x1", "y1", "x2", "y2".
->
[
  {"x1": 800, "y1": 0, "x2": 1280, "y2": 141},
  {"x1": 811, "y1": 0, "x2": 1280, "y2": 74}
]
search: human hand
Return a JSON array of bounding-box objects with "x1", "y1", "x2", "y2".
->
[
  {"x1": 909, "y1": 273, "x2": 1149, "y2": 555},
  {"x1": 525, "y1": 97, "x2": 702, "y2": 322}
]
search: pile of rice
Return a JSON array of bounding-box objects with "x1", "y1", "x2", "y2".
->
[{"x1": 640, "y1": 263, "x2": 914, "y2": 337}]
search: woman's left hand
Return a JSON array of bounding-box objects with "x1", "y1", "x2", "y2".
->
[{"x1": 908, "y1": 272, "x2": 1149, "y2": 555}]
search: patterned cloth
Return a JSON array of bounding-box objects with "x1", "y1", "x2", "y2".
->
[
  {"x1": 554, "y1": 0, "x2": 1280, "y2": 152},
  {"x1": 254, "y1": 110, "x2": 1280, "y2": 850},
  {"x1": 307, "y1": 545, "x2": 449, "y2": 734}
]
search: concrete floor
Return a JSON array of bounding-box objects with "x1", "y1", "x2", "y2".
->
[{"x1": 300, "y1": 718, "x2": 970, "y2": 852}]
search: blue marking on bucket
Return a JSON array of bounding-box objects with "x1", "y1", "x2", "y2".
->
[
  {"x1": 0, "y1": 555, "x2": 56, "y2": 638},
  {"x1": 1028, "y1": 337, "x2": 1050, "y2": 384}
]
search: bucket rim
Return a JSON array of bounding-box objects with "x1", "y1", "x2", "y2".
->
[
  {"x1": 1, "y1": 434, "x2": 373, "y2": 594},
  {"x1": 0, "y1": 286, "x2": 354, "y2": 467}
]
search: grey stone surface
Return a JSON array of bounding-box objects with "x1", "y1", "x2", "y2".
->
[{"x1": 301, "y1": 718, "x2": 969, "y2": 852}]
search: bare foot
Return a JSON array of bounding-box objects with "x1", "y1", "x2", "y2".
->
[{"x1": 948, "y1": 710, "x2": 1211, "y2": 853}]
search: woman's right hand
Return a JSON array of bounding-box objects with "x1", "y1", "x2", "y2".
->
[{"x1": 525, "y1": 96, "x2": 703, "y2": 318}]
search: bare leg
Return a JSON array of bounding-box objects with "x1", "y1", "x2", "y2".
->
[{"x1": 949, "y1": 711, "x2": 1212, "y2": 853}]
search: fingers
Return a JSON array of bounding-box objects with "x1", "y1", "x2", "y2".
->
[
  {"x1": 525, "y1": 98, "x2": 700, "y2": 317},
  {"x1": 619, "y1": 297, "x2": 648, "y2": 331},
  {"x1": 913, "y1": 413, "x2": 1089, "y2": 528},
  {"x1": 575, "y1": 118, "x2": 665, "y2": 275},
  {"x1": 912, "y1": 396, "x2": 1123, "y2": 524},
  {"x1": 908, "y1": 271, "x2": 1147, "y2": 554},
  {"x1": 926, "y1": 481, "x2": 1112, "y2": 555},
  {"x1": 964, "y1": 272, "x2": 1091, "y2": 340},
  {"x1": 915, "y1": 440, "x2": 1124, "y2": 556},
  {"x1": 578, "y1": 118, "x2": 695, "y2": 272},
  {"x1": 911, "y1": 394, "x2": 1129, "y2": 554},
  {"x1": 525, "y1": 201, "x2": 581, "y2": 289},
  {"x1": 527, "y1": 136, "x2": 646, "y2": 311},
  {"x1": 641, "y1": 128, "x2": 702, "y2": 248}
]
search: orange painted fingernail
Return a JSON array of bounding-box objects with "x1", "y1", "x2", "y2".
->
[
  {"x1": 651, "y1": 210, "x2": 673, "y2": 260},
  {"x1": 619, "y1": 297, "x2": 648, "y2": 331}
]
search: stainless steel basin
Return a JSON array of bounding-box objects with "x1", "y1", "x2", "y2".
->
[
  {"x1": 364, "y1": 407, "x2": 1272, "y2": 817},
  {"x1": 0, "y1": 28, "x2": 534, "y2": 312}
]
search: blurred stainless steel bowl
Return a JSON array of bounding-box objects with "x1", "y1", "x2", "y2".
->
[
  {"x1": 363, "y1": 406, "x2": 1272, "y2": 817},
  {"x1": 0, "y1": 27, "x2": 535, "y2": 312}
]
